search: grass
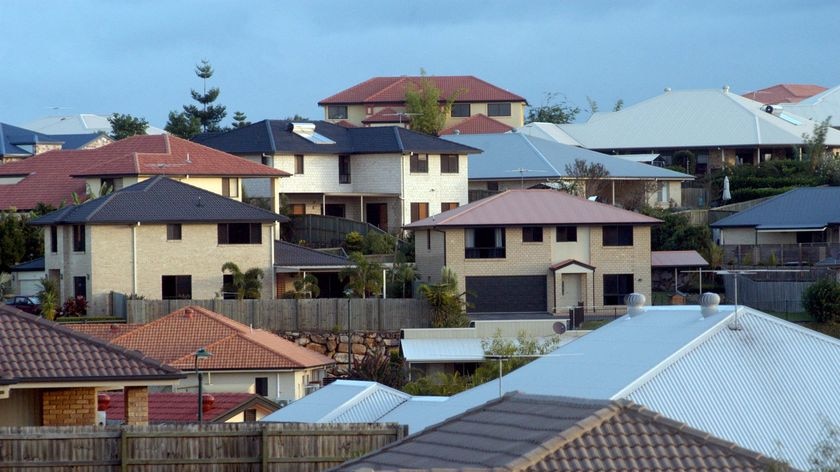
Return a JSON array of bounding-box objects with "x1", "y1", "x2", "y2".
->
[
  {"x1": 764, "y1": 311, "x2": 814, "y2": 323},
  {"x1": 580, "y1": 319, "x2": 611, "y2": 330},
  {"x1": 800, "y1": 322, "x2": 840, "y2": 339}
]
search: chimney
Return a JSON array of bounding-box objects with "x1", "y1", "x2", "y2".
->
[
  {"x1": 202, "y1": 393, "x2": 215, "y2": 414},
  {"x1": 624, "y1": 293, "x2": 646, "y2": 318},
  {"x1": 700, "y1": 292, "x2": 720, "y2": 318}
]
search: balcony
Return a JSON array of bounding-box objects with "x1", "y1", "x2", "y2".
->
[{"x1": 465, "y1": 247, "x2": 506, "y2": 259}]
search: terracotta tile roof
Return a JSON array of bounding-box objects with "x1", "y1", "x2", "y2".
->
[
  {"x1": 651, "y1": 250, "x2": 709, "y2": 267},
  {"x1": 742, "y1": 83, "x2": 827, "y2": 104},
  {"x1": 67, "y1": 323, "x2": 143, "y2": 341},
  {"x1": 336, "y1": 393, "x2": 786, "y2": 472},
  {"x1": 0, "y1": 134, "x2": 286, "y2": 211},
  {"x1": 72, "y1": 306, "x2": 334, "y2": 370},
  {"x1": 405, "y1": 189, "x2": 661, "y2": 228},
  {"x1": 334, "y1": 120, "x2": 358, "y2": 128},
  {"x1": 549, "y1": 259, "x2": 595, "y2": 271},
  {"x1": 104, "y1": 392, "x2": 278, "y2": 423},
  {"x1": 361, "y1": 108, "x2": 402, "y2": 124},
  {"x1": 319, "y1": 76, "x2": 526, "y2": 105},
  {"x1": 440, "y1": 113, "x2": 514, "y2": 135},
  {"x1": 0, "y1": 306, "x2": 183, "y2": 384}
]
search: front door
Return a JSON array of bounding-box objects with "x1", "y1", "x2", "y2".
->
[
  {"x1": 556, "y1": 274, "x2": 582, "y2": 310},
  {"x1": 365, "y1": 203, "x2": 388, "y2": 230}
]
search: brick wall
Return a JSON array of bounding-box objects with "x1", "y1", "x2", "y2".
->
[
  {"x1": 124, "y1": 387, "x2": 149, "y2": 425},
  {"x1": 42, "y1": 388, "x2": 97, "y2": 426}
]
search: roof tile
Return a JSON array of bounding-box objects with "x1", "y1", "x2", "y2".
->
[{"x1": 319, "y1": 76, "x2": 527, "y2": 105}]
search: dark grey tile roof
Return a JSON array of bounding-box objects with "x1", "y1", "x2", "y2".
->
[
  {"x1": 712, "y1": 187, "x2": 840, "y2": 229},
  {"x1": 334, "y1": 392, "x2": 786, "y2": 472},
  {"x1": 0, "y1": 305, "x2": 184, "y2": 384},
  {"x1": 193, "y1": 120, "x2": 481, "y2": 155},
  {"x1": 274, "y1": 240, "x2": 351, "y2": 267},
  {"x1": 31, "y1": 176, "x2": 288, "y2": 225},
  {"x1": 10, "y1": 257, "x2": 44, "y2": 272}
]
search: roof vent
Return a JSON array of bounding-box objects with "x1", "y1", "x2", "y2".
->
[
  {"x1": 664, "y1": 87, "x2": 672, "y2": 92},
  {"x1": 289, "y1": 122, "x2": 335, "y2": 144},
  {"x1": 625, "y1": 293, "x2": 646, "y2": 317},
  {"x1": 700, "y1": 292, "x2": 720, "y2": 318},
  {"x1": 722, "y1": 85, "x2": 730, "y2": 93}
]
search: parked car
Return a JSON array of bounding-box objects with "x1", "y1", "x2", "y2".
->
[{"x1": 5, "y1": 295, "x2": 40, "y2": 314}]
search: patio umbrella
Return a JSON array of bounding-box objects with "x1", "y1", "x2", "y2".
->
[{"x1": 722, "y1": 176, "x2": 732, "y2": 202}]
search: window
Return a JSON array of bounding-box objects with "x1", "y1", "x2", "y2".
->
[
  {"x1": 441, "y1": 202, "x2": 458, "y2": 212},
  {"x1": 522, "y1": 226, "x2": 543, "y2": 242},
  {"x1": 556, "y1": 226, "x2": 577, "y2": 242},
  {"x1": 426, "y1": 229, "x2": 431, "y2": 250},
  {"x1": 50, "y1": 226, "x2": 57, "y2": 253},
  {"x1": 243, "y1": 409, "x2": 257, "y2": 422},
  {"x1": 657, "y1": 182, "x2": 669, "y2": 203},
  {"x1": 411, "y1": 202, "x2": 429, "y2": 222},
  {"x1": 797, "y1": 231, "x2": 827, "y2": 244},
  {"x1": 255, "y1": 377, "x2": 268, "y2": 396},
  {"x1": 222, "y1": 274, "x2": 236, "y2": 299},
  {"x1": 488, "y1": 103, "x2": 511, "y2": 117},
  {"x1": 339, "y1": 155, "x2": 351, "y2": 184},
  {"x1": 324, "y1": 204, "x2": 345, "y2": 218},
  {"x1": 218, "y1": 223, "x2": 262, "y2": 244},
  {"x1": 327, "y1": 105, "x2": 348, "y2": 120},
  {"x1": 602, "y1": 225, "x2": 633, "y2": 246},
  {"x1": 603, "y1": 274, "x2": 634, "y2": 306},
  {"x1": 222, "y1": 177, "x2": 239, "y2": 198},
  {"x1": 451, "y1": 103, "x2": 470, "y2": 117},
  {"x1": 72, "y1": 225, "x2": 85, "y2": 252},
  {"x1": 465, "y1": 227, "x2": 506, "y2": 258},
  {"x1": 295, "y1": 154, "x2": 304, "y2": 174},
  {"x1": 162, "y1": 275, "x2": 192, "y2": 300},
  {"x1": 289, "y1": 204, "x2": 306, "y2": 215},
  {"x1": 73, "y1": 276, "x2": 87, "y2": 300},
  {"x1": 261, "y1": 153, "x2": 274, "y2": 167},
  {"x1": 440, "y1": 154, "x2": 459, "y2": 173},
  {"x1": 167, "y1": 224, "x2": 182, "y2": 241},
  {"x1": 487, "y1": 181, "x2": 499, "y2": 191},
  {"x1": 100, "y1": 177, "x2": 120, "y2": 192},
  {"x1": 410, "y1": 153, "x2": 428, "y2": 173}
]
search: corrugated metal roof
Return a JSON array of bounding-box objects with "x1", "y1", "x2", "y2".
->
[
  {"x1": 261, "y1": 380, "x2": 411, "y2": 423},
  {"x1": 515, "y1": 122, "x2": 582, "y2": 146},
  {"x1": 557, "y1": 88, "x2": 840, "y2": 149},
  {"x1": 447, "y1": 132, "x2": 691, "y2": 180},
  {"x1": 782, "y1": 83, "x2": 840, "y2": 127},
  {"x1": 651, "y1": 250, "x2": 709, "y2": 267},
  {"x1": 22, "y1": 114, "x2": 166, "y2": 135},
  {"x1": 401, "y1": 339, "x2": 486, "y2": 363},
  {"x1": 712, "y1": 187, "x2": 840, "y2": 229}
]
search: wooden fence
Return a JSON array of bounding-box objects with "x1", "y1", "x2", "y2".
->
[
  {"x1": 0, "y1": 422, "x2": 406, "y2": 471},
  {"x1": 721, "y1": 272, "x2": 817, "y2": 314},
  {"x1": 126, "y1": 298, "x2": 433, "y2": 331}
]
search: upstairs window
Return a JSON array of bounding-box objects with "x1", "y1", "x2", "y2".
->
[
  {"x1": 295, "y1": 155, "x2": 305, "y2": 174},
  {"x1": 167, "y1": 224, "x2": 182, "y2": 241},
  {"x1": 162, "y1": 275, "x2": 192, "y2": 300},
  {"x1": 50, "y1": 226, "x2": 58, "y2": 253},
  {"x1": 522, "y1": 226, "x2": 543, "y2": 243},
  {"x1": 410, "y1": 153, "x2": 428, "y2": 173},
  {"x1": 410, "y1": 202, "x2": 429, "y2": 222},
  {"x1": 218, "y1": 223, "x2": 262, "y2": 245},
  {"x1": 222, "y1": 177, "x2": 239, "y2": 198},
  {"x1": 441, "y1": 202, "x2": 458, "y2": 212},
  {"x1": 602, "y1": 225, "x2": 633, "y2": 246},
  {"x1": 451, "y1": 103, "x2": 470, "y2": 117},
  {"x1": 488, "y1": 103, "x2": 511, "y2": 117},
  {"x1": 255, "y1": 377, "x2": 268, "y2": 396},
  {"x1": 556, "y1": 226, "x2": 577, "y2": 242},
  {"x1": 339, "y1": 155, "x2": 351, "y2": 184},
  {"x1": 327, "y1": 105, "x2": 348, "y2": 120},
  {"x1": 440, "y1": 154, "x2": 459, "y2": 173},
  {"x1": 465, "y1": 227, "x2": 506, "y2": 259},
  {"x1": 72, "y1": 225, "x2": 85, "y2": 252}
]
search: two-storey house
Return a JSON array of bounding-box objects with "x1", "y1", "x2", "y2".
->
[
  {"x1": 32, "y1": 177, "x2": 286, "y2": 315},
  {"x1": 406, "y1": 189, "x2": 660, "y2": 314},
  {"x1": 195, "y1": 120, "x2": 480, "y2": 233}
]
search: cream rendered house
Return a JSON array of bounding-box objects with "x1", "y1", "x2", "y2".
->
[
  {"x1": 33, "y1": 177, "x2": 285, "y2": 316},
  {"x1": 406, "y1": 189, "x2": 659, "y2": 314}
]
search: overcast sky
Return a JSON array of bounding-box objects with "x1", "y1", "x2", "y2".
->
[{"x1": 2, "y1": 0, "x2": 839, "y2": 128}]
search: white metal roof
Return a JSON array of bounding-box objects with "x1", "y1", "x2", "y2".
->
[
  {"x1": 514, "y1": 122, "x2": 582, "y2": 146},
  {"x1": 22, "y1": 114, "x2": 166, "y2": 135},
  {"x1": 782, "y1": 83, "x2": 840, "y2": 127},
  {"x1": 260, "y1": 380, "x2": 410, "y2": 423},
  {"x1": 401, "y1": 339, "x2": 486, "y2": 363}
]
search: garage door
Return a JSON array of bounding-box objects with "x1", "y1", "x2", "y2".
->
[{"x1": 465, "y1": 276, "x2": 547, "y2": 313}]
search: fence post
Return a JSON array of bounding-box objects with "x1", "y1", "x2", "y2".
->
[
  {"x1": 120, "y1": 428, "x2": 128, "y2": 472},
  {"x1": 378, "y1": 298, "x2": 384, "y2": 331},
  {"x1": 261, "y1": 425, "x2": 269, "y2": 471}
]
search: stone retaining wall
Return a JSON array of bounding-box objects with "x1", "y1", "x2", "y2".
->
[{"x1": 280, "y1": 330, "x2": 401, "y2": 373}]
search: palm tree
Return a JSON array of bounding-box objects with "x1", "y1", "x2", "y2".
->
[
  {"x1": 340, "y1": 252, "x2": 382, "y2": 298},
  {"x1": 221, "y1": 262, "x2": 264, "y2": 299},
  {"x1": 419, "y1": 267, "x2": 469, "y2": 328}
]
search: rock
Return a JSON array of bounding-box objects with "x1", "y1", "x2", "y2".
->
[
  {"x1": 296, "y1": 337, "x2": 309, "y2": 346},
  {"x1": 326, "y1": 339, "x2": 337, "y2": 352},
  {"x1": 352, "y1": 343, "x2": 367, "y2": 355},
  {"x1": 307, "y1": 343, "x2": 326, "y2": 354},
  {"x1": 334, "y1": 353, "x2": 349, "y2": 365}
]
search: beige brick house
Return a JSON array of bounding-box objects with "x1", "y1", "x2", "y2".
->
[
  {"x1": 406, "y1": 189, "x2": 659, "y2": 314},
  {"x1": 32, "y1": 177, "x2": 285, "y2": 316}
]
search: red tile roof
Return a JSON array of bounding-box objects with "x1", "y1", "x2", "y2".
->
[
  {"x1": 0, "y1": 134, "x2": 287, "y2": 211},
  {"x1": 0, "y1": 306, "x2": 182, "y2": 384},
  {"x1": 70, "y1": 306, "x2": 334, "y2": 371},
  {"x1": 319, "y1": 76, "x2": 526, "y2": 105},
  {"x1": 439, "y1": 113, "x2": 514, "y2": 135},
  {"x1": 405, "y1": 189, "x2": 661, "y2": 228},
  {"x1": 361, "y1": 108, "x2": 402, "y2": 124},
  {"x1": 742, "y1": 83, "x2": 827, "y2": 104},
  {"x1": 651, "y1": 250, "x2": 709, "y2": 267},
  {"x1": 105, "y1": 392, "x2": 278, "y2": 423}
]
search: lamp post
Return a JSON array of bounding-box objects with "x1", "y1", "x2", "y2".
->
[
  {"x1": 343, "y1": 288, "x2": 353, "y2": 375},
  {"x1": 194, "y1": 347, "x2": 212, "y2": 422}
]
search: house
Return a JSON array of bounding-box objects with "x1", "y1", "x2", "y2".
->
[
  {"x1": 552, "y1": 87, "x2": 840, "y2": 171},
  {"x1": 651, "y1": 250, "x2": 709, "y2": 294},
  {"x1": 0, "y1": 304, "x2": 183, "y2": 426},
  {"x1": 444, "y1": 132, "x2": 693, "y2": 208},
  {"x1": 103, "y1": 392, "x2": 280, "y2": 424},
  {"x1": 318, "y1": 75, "x2": 527, "y2": 133},
  {"x1": 781, "y1": 83, "x2": 840, "y2": 128},
  {"x1": 334, "y1": 392, "x2": 785, "y2": 472},
  {"x1": 23, "y1": 113, "x2": 167, "y2": 136},
  {"x1": 0, "y1": 133, "x2": 288, "y2": 212},
  {"x1": 8, "y1": 257, "x2": 44, "y2": 296},
  {"x1": 274, "y1": 240, "x2": 352, "y2": 298},
  {"x1": 742, "y1": 83, "x2": 827, "y2": 105},
  {"x1": 0, "y1": 122, "x2": 111, "y2": 163},
  {"x1": 70, "y1": 305, "x2": 335, "y2": 404},
  {"x1": 265, "y1": 295, "x2": 840, "y2": 470},
  {"x1": 31, "y1": 176, "x2": 285, "y2": 315},
  {"x1": 194, "y1": 120, "x2": 480, "y2": 232},
  {"x1": 405, "y1": 189, "x2": 660, "y2": 314}
]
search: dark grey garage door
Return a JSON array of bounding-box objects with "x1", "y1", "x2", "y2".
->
[{"x1": 466, "y1": 276, "x2": 547, "y2": 313}]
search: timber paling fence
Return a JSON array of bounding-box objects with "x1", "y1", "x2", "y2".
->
[
  {"x1": 721, "y1": 273, "x2": 813, "y2": 314},
  {"x1": 0, "y1": 423, "x2": 407, "y2": 471},
  {"x1": 126, "y1": 298, "x2": 433, "y2": 331}
]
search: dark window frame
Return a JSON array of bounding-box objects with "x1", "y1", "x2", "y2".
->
[
  {"x1": 410, "y1": 202, "x2": 429, "y2": 222},
  {"x1": 162, "y1": 275, "x2": 192, "y2": 300},
  {"x1": 556, "y1": 226, "x2": 578, "y2": 242},
  {"x1": 487, "y1": 102, "x2": 512, "y2": 117},
  {"x1": 522, "y1": 226, "x2": 543, "y2": 243},
  {"x1": 339, "y1": 155, "x2": 351, "y2": 184},
  {"x1": 255, "y1": 377, "x2": 269, "y2": 396},
  {"x1": 328, "y1": 105, "x2": 348, "y2": 120},
  {"x1": 50, "y1": 226, "x2": 58, "y2": 253},
  {"x1": 602, "y1": 225, "x2": 634, "y2": 247},
  {"x1": 217, "y1": 223, "x2": 262, "y2": 245},
  {"x1": 294, "y1": 154, "x2": 304, "y2": 174},
  {"x1": 72, "y1": 225, "x2": 85, "y2": 252},
  {"x1": 450, "y1": 103, "x2": 470, "y2": 117},
  {"x1": 441, "y1": 202, "x2": 458, "y2": 212},
  {"x1": 410, "y1": 153, "x2": 428, "y2": 173},
  {"x1": 440, "y1": 154, "x2": 459, "y2": 173},
  {"x1": 603, "y1": 274, "x2": 634, "y2": 306},
  {"x1": 465, "y1": 227, "x2": 506, "y2": 259},
  {"x1": 167, "y1": 223, "x2": 182, "y2": 241}
]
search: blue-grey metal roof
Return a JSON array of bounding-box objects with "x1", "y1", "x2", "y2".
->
[
  {"x1": 445, "y1": 133, "x2": 692, "y2": 181},
  {"x1": 31, "y1": 176, "x2": 287, "y2": 225},
  {"x1": 0, "y1": 123, "x2": 60, "y2": 156},
  {"x1": 401, "y1": 338, "x2": 486, "y2": 363},
  {"x1": 46, "y1": 133, "x2": 107, "y2": 150},
  {"x1": 194, "y1": 120, "x2": 481, "y2": 155},
  {"x1": 712, "y1": 187, "x2": 840, "y2": 229},
  {"x1": 274, "y1": 240, "x2": 351, "y2": 267},
  {"x1": 10, "y1": 257, "x2": 44, "y2": 272}
]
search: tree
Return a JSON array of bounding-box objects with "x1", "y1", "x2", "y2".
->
[
  {"x1": 221, "y1": 262, "x2": 264, "y2": 299},
  {"x1": 418, "y1": 267, "x2": 469, "y2": 328},
  {"x1": 472, "y1": 330, "x2": 561, "y2": 385},
  {"x1": 107, "y1": 113, "x2": 148, "y2": 140},
  {"x1": 641, "y1": 207, "x2": 712, "y2": 253},
  {"x1": 802, "y1": 278, "x2": 840, "y2": 323},
  {"x1": 232, "y1": 111, "x2": 251, "y2": 129},
  {"x1": 346, "y1": 347, "x2": 407, "y2": 389},
  {"x1": 555, "y1": 158, "x2": 610, "y2": 200},
  {"x1": 525, "y1": 92, "x2": 580, "y2": 124},
  {"x1": 164, "y1": 110, "x2": 202, "y2": 139},
  {"x1": 804, "y1": 117, "x2": 833, "y2": 171},
  {"x1": 404, "y1": 69, "x2": 458, "y2": 136},
  {"x1": 672, "y1": 150, "x2": 696, "y2": 174},
  {"x1": 613, "y1": 99, "x2": 624, "y2": 112},
  {"x1": 340, "y1": 252, "x2": 383, "y2": 298},
  {"x1": 182, "y1": 59, "x2": 227, "y2": 133},
  {"x1": 284, "y1": 273, "x2": 320, "y2": 299},
  {"x1": 0, "y1": 211, "x2": 26, "y2": 273}
]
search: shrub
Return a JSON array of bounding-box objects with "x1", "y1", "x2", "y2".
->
[
  {"x1": 60, "y1": 296, "x2": 88, "y2": 317},
  {"x1": 344, "y1": 231, "x2": 364, "y2": 253},
  {"x1": 802, "y1": 278, "x2": 840, "y2": 323}
]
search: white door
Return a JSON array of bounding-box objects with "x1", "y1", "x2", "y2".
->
[{"x1": 557, "y1": 274, "x2": 582, "y2": 310}]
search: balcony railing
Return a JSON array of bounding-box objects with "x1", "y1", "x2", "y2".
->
[
  {"x1": 721, "y1": 243, "x2": 840, "y2": 266},
  {"x1": 465, "y1": 247, "x2": 506, "y2": 259}
]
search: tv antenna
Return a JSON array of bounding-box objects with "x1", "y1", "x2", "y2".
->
[
  {"x1": 384, "y1": 112, "x2": 420, "y2": 126},
  {"x1": 486, "y1": 352, "x2": 582, "y2": 398},
  {"x1": 506, "y1": 168, "x2": 545, "y2": 188}
]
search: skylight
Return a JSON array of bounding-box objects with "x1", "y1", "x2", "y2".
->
[
  {"x1": 778, "y1": 113, "x2": 801, "y2": 126},
  {"x1": 290, "y1": 122, "x2": 335, "y2": 145}
]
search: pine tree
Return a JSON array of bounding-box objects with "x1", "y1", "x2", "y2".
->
[
  {"x1": 107, "y1": 113, "x2": 148, "y2": 140},
  {"x1": 182, "y1": 60, "x2": 227, "y2": 133},
  {"x1": 164, "y1": 111, "x2": 202, "y2": 139},
  {"x1": 232, "y1": 111, "x2": 250, "y2": 129}
]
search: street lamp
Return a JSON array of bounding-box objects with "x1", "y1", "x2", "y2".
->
[
  {"x1": 343, "y1": 288, "x2": 353, "y2": 375},
  {"x1": 194, "y1": 347, "x2": 213, "y2": 422}
]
